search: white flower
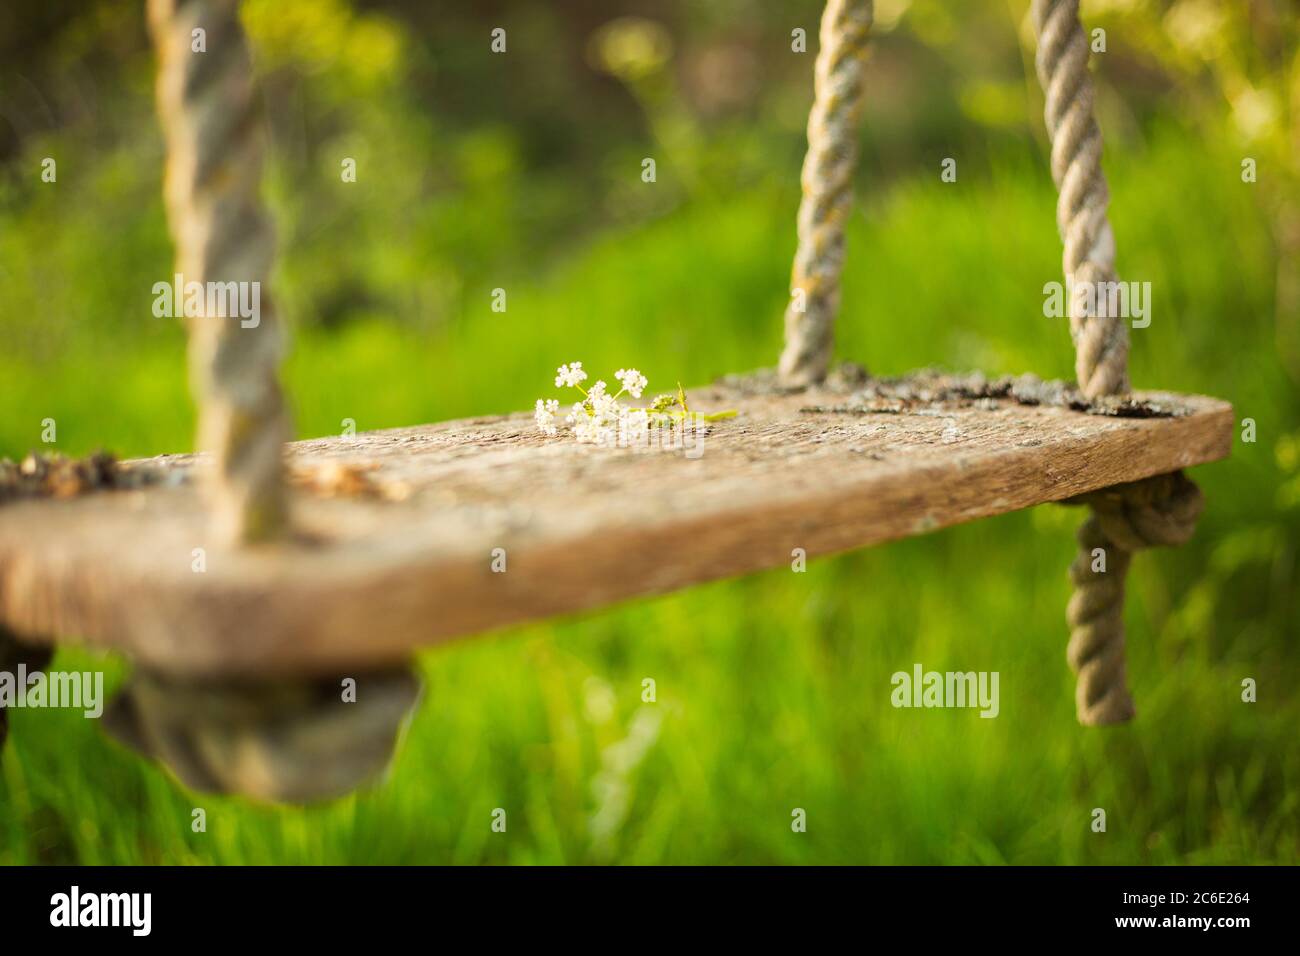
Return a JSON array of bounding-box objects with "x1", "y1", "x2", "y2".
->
[
  {"x1": 555, "y1": 362, "x2": 588, "y2": 388},
  {"x1": 533, "y1": 398, "x2": 560, "y2": 436},
  {"x1": 619, "y1": 407, "x2": 651, "y2": 447},
  {"x1": 573, "y1": 409, "x2": 606, "y2": 444},
  {"x1": 615, "y1": 368, "x2": 648, "y2": 398},
  {"x1": 538, "y1": 361, "x2": 716, "y2": 450},
  {"x1": 590, "y1": 393, "x2": 619, "y2": 422}
]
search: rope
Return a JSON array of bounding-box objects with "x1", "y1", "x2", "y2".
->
[
  {"x1": 104, "y1": 667, "x2": 422, "y2": 802},
  {"x1": 1031, "y1": 0, "x2": 1129, "y2": 399},
  {"x1": 778, "y1": 0, "x2": 873, "y2": 386},
  {"x1": 1063, "y1": 472, "x2": 1203, "y2": 724},
  {"x1": 148, "y1": 0, "x2": 290, "y2": 544}
]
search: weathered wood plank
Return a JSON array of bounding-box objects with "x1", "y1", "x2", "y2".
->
[{"x1": 0, "y1": 372, "x2": 1233, "y2": 676}]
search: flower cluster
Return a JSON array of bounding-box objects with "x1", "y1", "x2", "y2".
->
[
  {"x1": 535, "y1": 361, "x2": 735, "y2": 450},
  {"x1": 533, "y1": 398, "x2": 561, "y2": 436}
]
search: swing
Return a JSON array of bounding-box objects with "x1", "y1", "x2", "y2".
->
[{"x1": 0, "y1": 0, "x2": 1232, "y2": 802}]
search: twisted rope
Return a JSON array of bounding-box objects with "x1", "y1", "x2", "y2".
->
[
  {"x1": 1063, "y1": 472, "x2": 1203, "y2": 724},
  {"x1": 778, "y1": 0, "x2": 873, "y2": 387},
  {"x1": 1032, "y1": 0, "x2": 1129, "y2": 399},
  {"x1": 149, "y1": 0, "x2": 290, "y2": 544},
  {"x1": 104, "y1": 667, "x2": 422, "y2": 802}
]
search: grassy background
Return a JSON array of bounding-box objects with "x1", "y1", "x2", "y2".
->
[{"x1": 1, "y1": 0, "x2": 1298, "y2": 864}]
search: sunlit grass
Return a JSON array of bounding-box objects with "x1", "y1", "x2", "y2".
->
[{"x1": 1, "y1": 129, "x2": 1296, "y2": 864}]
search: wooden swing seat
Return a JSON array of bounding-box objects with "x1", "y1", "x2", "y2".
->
[{"x1": 0, "y1": 371, "x2": 1232, "y2": 679}]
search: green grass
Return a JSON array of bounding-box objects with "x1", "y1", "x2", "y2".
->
[{"x1": 1, "y1": 128, "x2": 1297, "y2": 864}]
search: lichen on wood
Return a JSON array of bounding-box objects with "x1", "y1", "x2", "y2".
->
[{"x1": 796, "y1": 369, "x2": 1193, "y2": 419}]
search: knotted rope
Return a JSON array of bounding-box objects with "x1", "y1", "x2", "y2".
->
[
  {"x1": 1063, "y1": 472, "x2": 1203, "y2": 724},
  {"x1": 1032, "y1": 0, "x2": 1129, "y2": 399},
  {"x1": 104, "y1": 667, "x2": 422, "y2": 802},
  {"x1": 149, "y1": 0, "x2": 290, "y2": 544},
  {"x1": 1028, "y1": 2, "x2": 1197, "y2": 724},
  {"x1": 134, "y1": 1, "x2": 423, "y2": 802},
  {"x1": 778, "y1": 0, "x2": 873, "y2": 387}
]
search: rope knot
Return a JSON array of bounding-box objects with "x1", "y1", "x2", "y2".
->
[
  {"x1": 1062, "y1": 470, "x2": 1203, "y2": 725},
  {"x1": 1072, "y1": 471, "x2": 1204, "y2": 552},
  {"x1": 104, "y1": 667, "x2": 422, "y2": 802}
]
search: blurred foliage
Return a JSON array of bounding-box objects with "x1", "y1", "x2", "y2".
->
[{"x1": 0, "y1": 1, "x2": 1297, "y2": 863}]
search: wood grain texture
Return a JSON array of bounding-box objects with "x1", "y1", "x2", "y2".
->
[{"x1": 0, "y1": 373, "x2": 1233, "y2": 677}]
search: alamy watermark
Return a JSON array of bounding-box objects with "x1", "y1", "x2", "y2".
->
[
  {"x1": 1043, "y1": 278, "x2": 1151, "y2": 328},
  {"x1": 152, "y1": 273, "x2": 261, "y2": 328},
  {"x1": 50, "y1": 886, "x2": 151, "y2": 936},
  {"x1": 891, "y1": 663, "x2": 999, "y2": 718},
  {"x1": 0, "y1": 665, "x2": 104, "y2": 718}
]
